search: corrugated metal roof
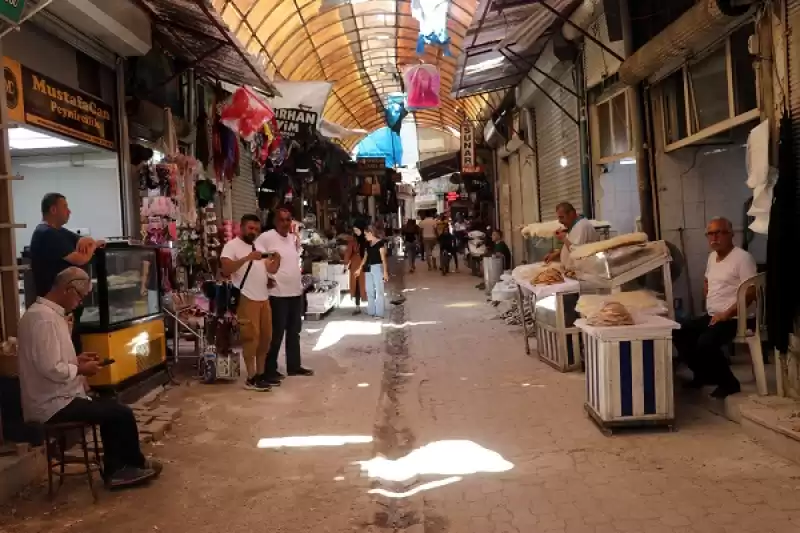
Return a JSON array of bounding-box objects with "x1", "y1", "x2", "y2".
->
[{"x1": 135, "y1": 0, "x2": 279, "y2": 96}]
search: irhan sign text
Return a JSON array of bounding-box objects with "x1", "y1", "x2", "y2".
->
[
  {"x1": 275, "y1": 108, "x2": 318, "y2": 140},
  {"x1": 0, "y1": 0, "x2": 25, "y2": 25},
  {"x1": 460, "y1": 121, "x2": 480, "y2": 174}
]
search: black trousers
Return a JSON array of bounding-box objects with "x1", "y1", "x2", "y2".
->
[
  {"x1": 673, "y1": 315, "x2": 739, "y2": 386},
  {"x1": 266, "y1": 296, "x2": 303, "y2": 374},
  {"x1": 354, "y1": 278, "x2": 362, "y2": 307},
  {"x1": 48, "y1": 397, "x2": 145, "y2": 477}
]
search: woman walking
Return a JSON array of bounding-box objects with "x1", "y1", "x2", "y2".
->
[
  {"x1": 344, "y1": 224, "x2": 368, "y2": 315},
  {"x1": 355, "y1": 226, "x2": 389, "y2": 319},
  {"x1": 402, "y1": 219, "x2": 420, "y2": 273}
]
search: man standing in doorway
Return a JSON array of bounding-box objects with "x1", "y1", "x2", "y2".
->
[
  {"x1": 221, "y1": 214, "x2": 281, "y2": 392},
  {"x1": 257, "y1": 208, "x2": 314, "y2": 383},
  {"x1": 544, "y1": 202, "x2": 598, "y2": 267},
  {"x1": 29, "y1": 193, "x2": 103, "y2": 353},
  {"x1": 418, "y1": 212, "x2": 438, "y2": 271}
]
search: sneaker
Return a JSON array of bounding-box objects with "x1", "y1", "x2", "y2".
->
[
  {"x1": 352, "y1": 309, "x2": 362, "y2": 316},
  {"x1": 710, "y1": 381, "x2": 740, "y2": 399},
  {"x1": 107, "y1": 466, "x2": 156, "y2": 489},
  {"x1": 244, "y1": 377, "x2": 271, "y2": 391},
  {"x1": 260, "y1": 373, "x2": 283, "y2": 385},
  {"x1": 288, "y1": 367, "x2": 314, "y2": 377}
]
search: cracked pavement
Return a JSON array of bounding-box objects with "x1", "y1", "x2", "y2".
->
[{"x1": 2, "y1": 264, "x2": 800, "y2": 533}]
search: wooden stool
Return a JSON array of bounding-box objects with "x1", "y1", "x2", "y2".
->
[{"x1": 43, "y1": 421, "x2": 102, "y2": 502}]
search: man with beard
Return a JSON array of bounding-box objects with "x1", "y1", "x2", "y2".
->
[{"x1": 221, "y1": 214, "x2": 281, "y2": 391}]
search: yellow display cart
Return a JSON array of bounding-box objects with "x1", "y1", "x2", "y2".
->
[{"x1": 80, "y1": 242, "x2": 167, "y2": 390}]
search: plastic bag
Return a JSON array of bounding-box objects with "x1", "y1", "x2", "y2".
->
[
  {"x1": 404, "y1": 64, "x2": 441, "y2": 109},
  {"x1": 412, "y1": 0, "x2": 451, "y2": 55},
  {"x1": 219, "y1": 86, "x2": 275, "y2": 141}
]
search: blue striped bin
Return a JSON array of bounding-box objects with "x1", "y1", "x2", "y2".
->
[
  {"x1": 578, "y1": 319, "x2": 677, "y2": 433},
  {"x1": 536, "y1": 322, "x2": 583, "y2": 372}
]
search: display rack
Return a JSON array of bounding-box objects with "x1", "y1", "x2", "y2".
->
[
  {"x1": 574, "y1": 241, "x2": 675, "y2": 320},
  {"x1": 535, "y1": 290, "x2": 582, "y2": 372}
]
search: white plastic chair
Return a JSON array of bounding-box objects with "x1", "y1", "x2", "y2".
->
[{"x1": 734, "y1": 273, "x2": 768, "y2": 396}]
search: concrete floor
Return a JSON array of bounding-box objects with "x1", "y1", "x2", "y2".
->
[{"x1": 2, "y1": 263, "x2": 800, "y2": 533}]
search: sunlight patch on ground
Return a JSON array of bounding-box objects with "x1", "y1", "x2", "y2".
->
[
  {"x1": 444, "y1": 302, "x2": 480, "y2": 308},
  {"x1": 313, "y1": 320, "x2": 382, "y2": 351},
  {"x1": 257, "y1": 436, "x2": 373, "y2": 449},
  {"x1": 357, "y1": 440, "x2": 514, "y2": 482},
  {"x1": 367, "y1": 476, "x2": 462, "y2": 498}
]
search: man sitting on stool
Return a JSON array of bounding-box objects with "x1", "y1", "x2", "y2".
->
[
  {"x1": 673, "y1": 217, "x2": 757, "y2": 398},
  {"x1": 17, "y1": 267, "x2": 161, "y2": 488}
]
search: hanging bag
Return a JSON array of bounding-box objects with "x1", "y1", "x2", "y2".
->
[{"x1": 228, "y1": 244, "x2": 256, "y2": 312}]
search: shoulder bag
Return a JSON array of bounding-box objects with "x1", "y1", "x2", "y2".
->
[{"x1": 229, "y1": 244, "x2": 256, "y2": 311}]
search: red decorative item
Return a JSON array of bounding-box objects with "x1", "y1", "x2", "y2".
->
[{"x1": 220, "y1": 86, "x2": 275, "y2": 141}]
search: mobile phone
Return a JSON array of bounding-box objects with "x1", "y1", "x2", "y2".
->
[
  {"x1": 262, "y1": 252, "x2": 276, "y2": 259},
  {"x1": 99, "y1": 358, "x2": 116, "y2": 367}
]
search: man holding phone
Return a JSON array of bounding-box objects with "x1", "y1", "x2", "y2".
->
[
  {"x1": 17, "y1": 267, "x2": 160, "y2": 488},
  {"x1": 221, "y1": 214, "x2": 281, "y2": 392}
]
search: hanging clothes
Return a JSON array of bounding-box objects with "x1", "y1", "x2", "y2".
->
[
  {"x1": 196, "y1": 110, "x2": 211, "y2": 169},
  {"x1": 765, "y1": 111, "x2": 800, "y2": 353}
]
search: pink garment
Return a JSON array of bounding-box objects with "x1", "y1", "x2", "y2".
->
[{"x1": 404, "y1": 64, "x2": 441, "y2": 109}]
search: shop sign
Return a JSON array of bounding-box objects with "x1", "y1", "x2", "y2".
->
[
  {"x1": 3, "y1": 57, "x2": 115, "y2": 150},
  {"x1": 275, "y1": 107, "x2": 318, "y2": 140},
  {"x1": 356, "y1": 157, "x2": 386, "y2": 176},
  {"x1": 446, "y1": 191, "x2": 458, "y2": 201},
  {"x1": 0, "y1": 0, "x2": 25, "y2": 25},
  {"x1": 460, "y1": 121, "x2": 481, "y2": 174}
]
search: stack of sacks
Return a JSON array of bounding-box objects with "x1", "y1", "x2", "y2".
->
[{"x1": 746, "y1": 120, "x2": 774, "y2": 234}]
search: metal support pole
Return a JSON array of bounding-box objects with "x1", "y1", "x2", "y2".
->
[
  {"x1": 0, "y1": 40, "x2": 20, "y2": 337},
  {"x1": 498, "y1": 48, "x2": 578, "y2": 126},
  {"x1": 187, "y1": 68, "x2": 197, "y2": 156},
  {"x1": 116, "y1": 58, "x2": 137, "y2": 239},
  {"x1": 504, "y1": 47, "x2": 580, "y2": 99},
  {"x1": 575, "y1": 52, "x2": 593, "y2": 218}
]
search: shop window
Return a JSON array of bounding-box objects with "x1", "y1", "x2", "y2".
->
[
  {"x1": 687, "y1": 46, "x2": 729, "y2": 131},
  {"x1": 661, "y1": 70, "x2": 688, "y2": 145},
  {"x1": 594, "y1": 90, "x2": 631, "y2": 162},
  {"x1": 656, "y1": 23, "x2": 758, "y2": 152}
]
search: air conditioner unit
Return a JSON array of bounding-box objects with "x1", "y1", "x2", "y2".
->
[{"x1": 484, "y1": 120, "x2": 507, "y2": 149}]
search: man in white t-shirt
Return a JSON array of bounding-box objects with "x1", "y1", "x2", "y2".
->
[
  {"x1": 673, "y1": 217, "x2": 757, "y2": 398},
  {"x1": 256, "y1": 208, "x2": 313, "y2": 382},
  {"x1": 418, "y1": 213, "x2": 439, "y2": 271},
  {"x1": 544, "y1": 202, "x2": 599, "y2": 266},
  {"x1": 221, "y1": 214, "x2": 281, "y2": 392}
]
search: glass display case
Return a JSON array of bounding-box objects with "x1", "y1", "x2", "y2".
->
[{"x1": 82, "y1": 242, "x2": 162, "y2": 332}]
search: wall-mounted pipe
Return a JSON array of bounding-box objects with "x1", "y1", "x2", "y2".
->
[{"x1": 563, "y1": 0, "x2": 603, "y2": 41}]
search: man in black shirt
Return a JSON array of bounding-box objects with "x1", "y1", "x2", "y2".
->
[
  {"x1": 437, "y1": 226, "x2": 456, "y2": 274},
  {"x1": 491, "y1": 230, "x2": 512, "y2": 271},
  {"x1": 30, "y1": 193, "x2": 102, "y2": 351}
]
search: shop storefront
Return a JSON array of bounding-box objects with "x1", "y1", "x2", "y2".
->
[{"x1": 3, "y1": 25, "x2": 123, "y2": 311}]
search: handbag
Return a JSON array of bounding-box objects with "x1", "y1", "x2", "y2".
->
[{"x1": 228, "y1": 245, "x2": 256, "y2": 311}]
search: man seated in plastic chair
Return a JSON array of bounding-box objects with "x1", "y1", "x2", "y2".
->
[
  {"x1": 673, "y1": 217, "x2": 757, "y2": 399},
  {"x1": 17, "y1": 267, "x2": 162, "y2": 489}
]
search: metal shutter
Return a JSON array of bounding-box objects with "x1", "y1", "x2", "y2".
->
[
  {"x1": 534, "y1": 66, "x2": 582, "y2": 220},
  {"x1": 34, "y1": 12, "x2": 118, "y2": 67},
  {"x1": 231, "y1": 141, "x2": 258, "y2": 220}
]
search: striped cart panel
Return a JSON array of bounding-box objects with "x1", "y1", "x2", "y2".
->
[
  {"x1": 584, "y1": 333, "x2": 674, "y2": 424},
  {"x1": 536, "y1": 322, "x2": 583, "y2": 372}
]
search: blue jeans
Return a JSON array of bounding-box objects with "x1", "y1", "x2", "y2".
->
[{"x1": 365, "y1": 264, "x2": 385, "y2": 318}]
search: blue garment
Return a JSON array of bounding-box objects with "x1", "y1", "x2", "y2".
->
[
  {"x1": 365, "y1": 264, "x2": 386, "y2": 318},
  {"x1": 29, "y1": 223, "x2": 81, "y2": 297}
]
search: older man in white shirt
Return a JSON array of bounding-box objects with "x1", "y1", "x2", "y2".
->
[
  {"x1": 673, "y1": 217, "x2": 757, "y2": 398},
  {"x1": 17, "y1": 267, "x2": 159, "y2": 488}
]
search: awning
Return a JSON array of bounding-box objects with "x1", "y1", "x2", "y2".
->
[
  {"x1": 133, "y1": 0, "x2": 279, "y2": 96},
  {"x1": 618, "y1": 0, "x2": 753, "y2": 85}
]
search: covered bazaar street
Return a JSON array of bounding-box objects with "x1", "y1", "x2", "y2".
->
[{"x1": 2, "y1": 260, "x2": 799, "y2": 533}]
